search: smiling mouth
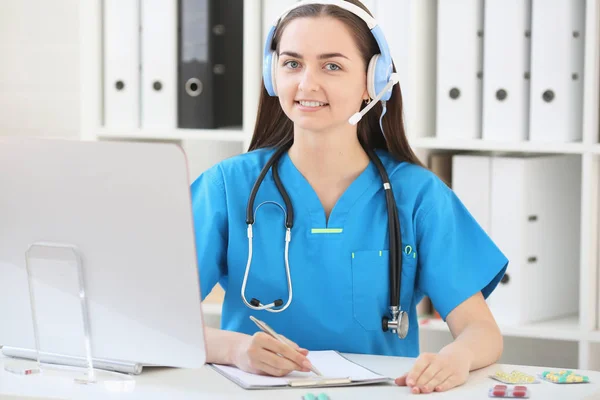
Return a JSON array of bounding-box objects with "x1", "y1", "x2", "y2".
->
[{"x1": 295, "y1": 100, "x2": 329, "y2": 108}]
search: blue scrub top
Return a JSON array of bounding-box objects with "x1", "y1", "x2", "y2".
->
[{"x1": 190, "y1": 147, "x2": 508, "y2": 357}]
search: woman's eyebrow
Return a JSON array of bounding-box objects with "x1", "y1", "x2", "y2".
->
[{"x1": 279, "y1": 51, "x2": 350, "y2": 60}]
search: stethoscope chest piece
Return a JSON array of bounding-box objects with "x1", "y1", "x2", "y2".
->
[{"x1": 382, "y1": 306, "x2": 409, "y2": 339}]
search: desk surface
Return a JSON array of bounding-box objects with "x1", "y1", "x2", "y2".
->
[{"x1": 0, "y1": 353, "x2": 599, "y2": 400}]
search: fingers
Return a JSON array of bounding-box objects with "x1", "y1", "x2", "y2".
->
[
  {"x1": 253, "y1": 359, "x2": 294, "y2": 377},
  {"x1": 278, "y1": 334, "x2": 309, "y2": 356},
  {"x1": 415, "y1": 359, "x2": 447, "y2": 393},
  {"x1": 249, "y1": 332, "x2": 312, "y2": 375},
  {"x1": 260, "y1": 333, "x2": 311, "y2": 369},
  {"x1": 260, "y1": 346, "x2": 312, "y2": 373},
  {"x1": 394, "y1": 374, "x2": 407, "y2": 386},
  {"x1": 406, "y1": 353, "x2": 434, "y2": 387},
  {"x1": 427, "y1": 369, "x2": 454, "y2": 393},
  {"x1": 434, "y1": 375, "x2": 460, "y2": 392},
  {"x1": 401, "y1": 352, "x2": 466, "y2": 393}
]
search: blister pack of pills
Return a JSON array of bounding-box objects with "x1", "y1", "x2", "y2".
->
[
  {"x1": 490, "y1": 370, "x2": 540, "y2": 384},
  {"x1": 539, "y1": 370, "x2": 590, "y2": 384},
  {"x1": 488, "y1": 384, "x2": 530, "y2": 398}
]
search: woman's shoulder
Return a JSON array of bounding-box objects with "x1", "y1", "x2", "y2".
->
[
  {"x1": 377, "y1": 150, "x2": 449, "y2": 191},
  {"x1": 193, "y1": 147, "x2": 276, "y2": 186},
  {"x1": 375, "y1": 149, "x2": 452, "y2": 211}
]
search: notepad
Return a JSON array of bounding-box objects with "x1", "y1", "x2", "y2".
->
[{"x1": 210, "y1": 350, "x2": 393, "y2": 390}]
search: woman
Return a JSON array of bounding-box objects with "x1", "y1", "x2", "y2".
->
[{"x1": 191, "y1": 0, "x2": 507, "y2": 394}]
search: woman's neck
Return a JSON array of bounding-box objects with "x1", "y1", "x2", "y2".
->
[{"x1": 288, "y1": 126, "x2": 370, "y2": 183}]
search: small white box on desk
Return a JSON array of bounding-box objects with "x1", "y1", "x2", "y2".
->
[
  {"x1": 452, "y1": 155, "x2": 492, "y2": 234},
  {"x1": 436, "y1": 0, "x2": 484, "y2": 140},
  {"x1": 488, "y1": 155, "x2": 581, "y2": 326},
  {"x1": 529, "y1": 0, "x2": 585, "y2": 142}
]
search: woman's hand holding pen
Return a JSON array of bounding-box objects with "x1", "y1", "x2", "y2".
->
[
  {"x1": 394, "y1": 349, "x2": 470, "y2": 394},
  {"x1": 232, "y1": 332, "x2": 315, "y2": 377}
]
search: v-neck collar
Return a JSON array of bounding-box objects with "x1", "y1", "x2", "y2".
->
[{"x1": 276, "y1": 150, "x2": 380, "y2": 229}]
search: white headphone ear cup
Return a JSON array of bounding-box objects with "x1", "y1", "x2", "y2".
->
[
  {"x1": 271, "y1": 52, "x2": 278, "y2": 96},
  {"x1": 366, "y1": 55, "x2": 379, "y2": 100}
]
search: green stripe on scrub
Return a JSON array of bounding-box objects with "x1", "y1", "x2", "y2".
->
[{"x1": 311, "y1": 228, "x2": 343, "y2": 234}]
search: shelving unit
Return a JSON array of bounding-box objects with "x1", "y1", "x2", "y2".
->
[
  {"x1": 78, "y1": 0, "x2": 600, "y2": 370},
  {"x1": 95, "y1": 127, "x2": 247, "y2": 142},
  {"x1": 408, "y1": 136, "x2": 589, "y2": 154},
  {"x1": 419, "y1": 315, "x2": 582, "y2": 342}
]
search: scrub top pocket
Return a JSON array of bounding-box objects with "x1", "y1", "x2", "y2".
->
[{"x1": 351, "y1": 250, "x2": 389, "y2": 331}]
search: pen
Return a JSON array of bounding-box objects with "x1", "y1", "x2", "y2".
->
[{"x1": 249, "y1": 315, "x2": 323, "y2": 376}]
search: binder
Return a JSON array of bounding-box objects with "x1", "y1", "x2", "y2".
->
[
  {"x1": 377, "y1": 0, "x2": 436, "y2": 139},
  {"x1": 488, "y1": 155, "x2": 581, "y2": 325},
  {"x1": 482, "y1": 0, "x2": 531, "y2": 141},
  {"x1": 141, "y1": 0, "x2": 178, "y2": 129},
  {"x1": 103, "y1": 0, "x2": 140, "y2": 129},
  {"x1": 529, "y1": 0, "x2": 585, "y2": 142},
  {"x1": 436, "y1": 0, "x2": 484, "y2": 140},
  {"x1": 178, "y1": 0, "x2": 243, "y2": 129},
  {"x1": 451, "y1": 155, "x2": 492, "y2": 234}
]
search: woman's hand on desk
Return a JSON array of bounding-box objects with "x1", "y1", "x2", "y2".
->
[
  {"x1": 394, "y1": 350, "x2": 470, "y2": 394},
  {"x1": 232, "y1": 332, "x2": 313, "y2": 377}
]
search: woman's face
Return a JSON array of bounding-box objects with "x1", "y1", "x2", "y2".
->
[{"x1": 276, "y1": 16, "x2": 369, "y2": 133}]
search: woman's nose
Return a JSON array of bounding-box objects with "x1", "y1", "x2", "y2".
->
[{"x1": 297, "y1": 68, "x2": 320, "y2": 92}]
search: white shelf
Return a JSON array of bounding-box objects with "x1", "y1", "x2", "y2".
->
[
  {"x1": 96, "y1": 127, "x2": 248, "y2": 142},
  {"x1": 409, "y1": 137, "x2": 588, "y2": 154},
  {"x1": 419, "y1": 315, "x2": 582, "y2": 342}
]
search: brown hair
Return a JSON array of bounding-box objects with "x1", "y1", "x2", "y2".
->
[{"x1": 247, "y1": 0, "x2": 423, "y2": 167}]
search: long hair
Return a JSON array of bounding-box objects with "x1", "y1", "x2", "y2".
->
[{"x1": 247, "y1": 0, "x2": 424, "y2": 167}]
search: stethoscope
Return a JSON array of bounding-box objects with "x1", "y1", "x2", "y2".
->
[{"x1": 240, "y1": 140, "x2": 409, "y2": 339}]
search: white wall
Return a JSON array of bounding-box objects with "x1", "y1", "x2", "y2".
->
[{"x1": 0, "y1": 0, "x2": 81, "y2": 138}]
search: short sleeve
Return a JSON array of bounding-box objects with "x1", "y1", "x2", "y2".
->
[
  {"x1": 416, "y1": 184, "x2": 508, "y2": 321},
  {"x1": 190, "y1": 165, "x2": 228, "y2": 301}
]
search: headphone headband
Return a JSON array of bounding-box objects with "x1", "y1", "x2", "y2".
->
[{"x1": 272, "y1": 0, "x2": 377, "y2": 30}]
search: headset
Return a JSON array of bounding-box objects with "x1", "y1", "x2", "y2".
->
[{"x1": 262, "y1": 0, "x2": 400, "y2": 126}]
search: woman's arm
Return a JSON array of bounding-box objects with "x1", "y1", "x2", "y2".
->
[
  {"x1": 395, "y1": 292, "x2": 503, "y2": 394},
  {"x1": 205, "y1": 326, "x2": 249, "y2": 365},
  {"x1": 442, "y1": 291, "x2": 503, "y2": 370}
]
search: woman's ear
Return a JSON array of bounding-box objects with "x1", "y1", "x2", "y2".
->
[{"x1": 362, "y1": 89, "x2": 370, "y2": 102}]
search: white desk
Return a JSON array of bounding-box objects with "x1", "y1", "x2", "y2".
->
[{"x1": 1, "y1": 353, "x2": 599, "y2": 400}]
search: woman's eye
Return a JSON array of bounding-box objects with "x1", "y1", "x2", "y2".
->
[
  {"x1": 284, "y1": 60, "x2": 300, "y2": 69},
  {"x1": 325, "y1": 63, "x2": 341, "y2": 71}
]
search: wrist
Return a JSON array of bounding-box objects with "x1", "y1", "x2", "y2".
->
[
  {"x1": 227, "y1": 332, "x2": 250, "y2": 367},
  {"x1": 440, "y1": 341, "x2": 474, "y2": 371}
]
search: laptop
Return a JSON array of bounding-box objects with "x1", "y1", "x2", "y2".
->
[{"x1": 0, "y1": 137, "x2": 207, "y2": 374}]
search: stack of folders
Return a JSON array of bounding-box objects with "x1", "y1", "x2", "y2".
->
[
  {"x1": 436, "y1": 0, "x2": 585, "y2": 142},
  {"x1": 450, "y1": 154, "x2": 581, "y2": 326},
  {"x1": 103, "y1": 0, "x2": 243, "y2": 131}
]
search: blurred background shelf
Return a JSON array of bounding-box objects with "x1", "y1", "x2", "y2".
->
[
  {"x1": 96, "y1": 127, "x2": 247, "y2": 142},
  {"x1": 409, "y1": 137, "x2": 589, "y2": 154},
  {"x1": 419, "y1": 314, "x2": 582, "y2": 342}
]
